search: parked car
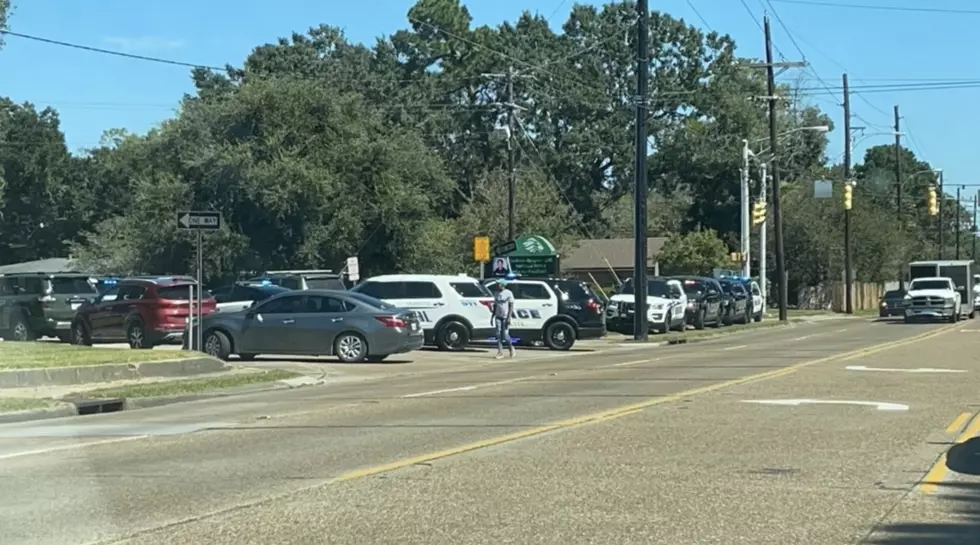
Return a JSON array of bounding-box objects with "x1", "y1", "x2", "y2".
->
[
  {"x1": 718, "y1": 278, "x2": 751, "y2": 325},
  {"x1": 605, "y1": 277, "x2": 687, "y2": 334},
  {"x1": 878, "y1": 289, "x2": 906, "y2": 318},
  {"x1": 210, "y1": 281, "x2": 291, "y2": 313},
  {"x1": 192, "y1": 289, "x2": 424, "y2": 363},
  {"x1": 0, "y1": 272, "x2": 100, "y2": 342},
  {"x1": 668, "y1": 276, "x2": 724, "y2": 329},
  {"x1": 71, "y1": 276, "x2": 216, "y2": 349},
  {"x1": 247, "y1": 269, "x2": 347, "y2": 290}
]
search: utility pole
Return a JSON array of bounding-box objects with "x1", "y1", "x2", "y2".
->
[
  {"x1": 938, "y1": 170, "x2": 945, "y2": 259},
  {"x1": 759, "y1": 162, "x2": 768, "y2": 304},
  {"x1": 632, "y1": 0, "x2": 650, "y2": 341},
  {"x1": 741, "y1": 141, "x2": 751, "y2": 278},
  {"x1": 894, "y1": 105, "x2": 903, "y2": 290},
  {"x1": 973, "y1": 190, "x2": 978, "y2": 260},
  {"x1": 763, "y1": 14, "x2": 795, "y2": 322},
  {"x1": 956, "y1": 185, "x2": 962, "y2": 259},
  {"x1": 842, "y1": 73, "x2": 853, "y2": 314},
  {"x1": 506, "y1": 67, "x2": 517, "y2": 241}
]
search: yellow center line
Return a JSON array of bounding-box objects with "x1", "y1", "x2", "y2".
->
[
  {"x1": 946, "y1": 412, "x2": 972, "y2": 434},
  {"x1": 920, "y1": 413, "x2": 980, "y2": 494}
]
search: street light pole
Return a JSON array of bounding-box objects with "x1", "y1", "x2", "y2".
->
[{"x1": 741, "y1": 140, "x2": 751, "y2": 277}]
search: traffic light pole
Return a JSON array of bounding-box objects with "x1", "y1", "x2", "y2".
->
[
  {"x1": 938, "y1": 171, "x2": 944, "y2": 260},
  {"x1": 741, "y1": 140, "x2": 751, "y2": 278},
  {"x1": 759, "y1": 162, "x2": 768, "y2": 304},
  {"x1": 842, "y1": 73, "x2": 853, "y2": 314}
]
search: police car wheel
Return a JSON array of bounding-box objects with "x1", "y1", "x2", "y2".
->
[
  {"x1": 544, "y1": 321, "x2": 575, "y2": 351},
  {"x1": 437, "y1": 321, "x2": 470, "y2": 351}
]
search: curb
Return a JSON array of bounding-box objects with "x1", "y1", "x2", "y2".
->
[
  {"x1": 0, "y1": 376, "x2": 327, "y2": 424},
  {"x1": 0, "y1": 357, "x2": 227, "y2": 388}
]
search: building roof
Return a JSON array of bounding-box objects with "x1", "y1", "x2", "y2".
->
[
  {"x1": 0, "y1": 258, "x2": 80, "y2": 274},
  {"x1": 563, "y1": 238, "x2": 667, "y2": 271}
]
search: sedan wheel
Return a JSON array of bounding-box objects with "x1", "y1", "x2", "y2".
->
[
  {"x1": 127, "y1": 322, "x2": 149, "y2": 349},
  {"x1": 335, "y1": 333, "x2": 368, "y2": 363}
]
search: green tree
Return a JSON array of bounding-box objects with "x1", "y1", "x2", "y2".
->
[{"x1": 657, "y1": 229, "x2": 728, "y2": 276}]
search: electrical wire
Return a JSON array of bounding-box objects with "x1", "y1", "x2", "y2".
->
[{"x1": 769, "y1": 0, "x2": 980, "y2": 15}]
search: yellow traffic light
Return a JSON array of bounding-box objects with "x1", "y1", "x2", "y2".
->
[
  {"x1": 473, "y1": 236, "x2": 490, "y2": 262},
  {"x1": 927, "y1": 185, "x2": 938, "y2": 216},
  {"x1": 843, "y1": 183, "x2": 853, "y2": 210},
  {"x1": 752, "y1": 200, "x2": 766, "y2": 226},
  {"x1": 730, "y1": 252, "x2": 739, "y2": 262}
]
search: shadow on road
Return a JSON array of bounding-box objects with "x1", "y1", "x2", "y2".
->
[{"x1": 867, "y1": 437, "x2": 980, "y2": 544}]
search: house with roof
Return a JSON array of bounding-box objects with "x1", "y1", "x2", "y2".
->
[{"x1": 561, "y1": 237, "x2": 667, "y2": 292}]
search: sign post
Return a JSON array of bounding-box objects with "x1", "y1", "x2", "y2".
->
[
  {"x1": 346, "y1": 256, "x2": 360, "y2": 284},
  {"x1": 177, "y1": 211, "x2": 222, "y2": 351},
  {"x1": 473, "y1": 236, "x2": 490, "y2": 279}
]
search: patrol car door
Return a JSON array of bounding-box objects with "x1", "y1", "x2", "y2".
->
[
  {"x1": 508, "y1": 282, "x2": 552, "y2": 335},
  {"x1": 665, "y1": 280, "x2": 687, "y2": 327},
  {"x1": 393, "y1": 281, "x2": 445, "y2": 329},
  {"x1": 750, "y1": 281, "x2": 764, "y2": 314}
]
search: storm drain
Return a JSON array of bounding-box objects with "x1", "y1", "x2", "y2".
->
[{"x1": 71, "y1": 398, "x2": 126, "y2": 416}]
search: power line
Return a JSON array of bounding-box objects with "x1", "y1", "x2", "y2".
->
[
  {"x1": 684, "y1": 0, "x2": 714, "y2": 31},
  {"x1": 769, "y1": 0, "x2": 980, "y2": 15}
]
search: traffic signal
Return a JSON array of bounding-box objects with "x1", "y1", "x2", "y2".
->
[
  {"x1": 927, "y1": 185, "x2": 938, "y2": 216},
  {"x1": 843, "y1": 183, "x2": 853, "y2": 210},
  {"x1": 752, "y1": 200, "x2": 766, "y2": 226},
  {"x1": 730, "y1": 252, "x2": 743, "y2": 263}
]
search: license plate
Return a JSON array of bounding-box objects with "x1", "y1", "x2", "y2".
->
[
  {"x1": 70, "y1": 302, "x2": 82, "y2": 310},
  {"x1": 411, "y1": 322, "x2": 419, "y2": 331}
]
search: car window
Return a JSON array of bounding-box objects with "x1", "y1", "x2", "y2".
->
[
  {"x1": 211, "y1": 285, "x2": 234, "y2": 303},
  {"x1": 511, "y1": 283, "x2": 551, "y2": 300},
  {"x1": 679, "y1": 279, "x2": 704, "y2": 294},
  {"x1": 118, "y1": 285, "x2": 146, "y2": 301},
  {"x1": 883, "y1": 290, "x2": 905, "y2": 298},
  {"x1": 345, "y1": 291, "x2": 397, "y2": 311},
  {"x1": 450, "y1": 281, "x2": 491, "y2": 298},
  {"x1": 99, "y1": 286, "x2": 120, "y2": 302},
  {"x1": 909, "y1": 280, "x2": 953, "y2": 291},
  {"x1": 354, "y1": 281, "x2": 403, "y2": 299},
  {"x1": 554, "y1": 281, "x2": 595, "y2": 301},
  {"x1": 50, "y1": 277, "x2": 98, "y2": 295},
  {"x1": 305, "y1": 295, "x2": 349, "y2": 313},
  {"x1": 751, "y1": 283, "x2": 761, "y2": 296},
  {"x1": 404, "y1": 281, "x2": 442, "y2": 298},
  {"x1": 257, "y1": 294, "x2": 304, "y2": 314},
  {"x1": 14, "y1": 277, "x2": 44, "y2": 295},
  {"x1": 304, "y1": 276, "x2": 346, "y2": 290},
  {"x1": 156, "y1": 285, "x2": 200, "y2": 300},
  {"x1": 251, "y1": 286, "x2": 290, "y2": 302},
  {"x1": 0, "y1": 278, "x2": 13, "y2": 295}
]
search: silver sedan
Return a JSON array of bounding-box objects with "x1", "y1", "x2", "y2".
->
[{"x1": 192, "y1": 289, "x2": 424, "y2": 363}]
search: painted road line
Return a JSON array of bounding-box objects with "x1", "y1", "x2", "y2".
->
[
  {"x1": 402, "y1": 386, "x2": 478, "y2": 398},
  {"x1": 609, "y1": 359, "x2": 652, "y2": 368},
  {"x1": 97, "y1": 321, "x2": 959, "y2": 542},
  {"x1": 845, "y1": 365, "x2": 966, "y2": 374},
  {"x1": 920, "y1": 413, "x2": 980, "y2": 494},
  {"x1": 0, "y1": 435, "x2": 149, "y2": 461},
  {"x1": 723, "y1": 345, "x2": 748, "y2": 351},
  {"x1": 835, "y1": 328, "x2": 847, "y2": 333},
  {"x1": 945, "y1": 412, "x2": 972, "y2": 434},
  {"x1": 793, "y1": 335, "x2": 813, "y2": 341},
  {"x1": 741, "y1": 399, "x2": 909, "y2": 411}
]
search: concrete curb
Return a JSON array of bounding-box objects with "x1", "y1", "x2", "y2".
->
[
  {"x1": 0, "y1": 357, "x2": 228, "y2": 388},
  {"x1": 0, "y1": 376, "x2": 327, "y2": 424}
]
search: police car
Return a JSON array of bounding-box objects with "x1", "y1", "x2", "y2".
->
[
  {"x1": 715, "y1": 274, "x2": 765, "y2": 322},
  {"x1": 481, "y1": 277, "x2": 606, "y2": 350},
  {"x1": 606, "y1": 277, "x2": 687, "y2": 334},
  {"x1": 350, "y1": 274, "x2": 495, "y2": 351}
]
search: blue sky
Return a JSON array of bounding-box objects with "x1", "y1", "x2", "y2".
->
[{"x1": 0, "y1": 0, "x2": 976, "y2": 195}]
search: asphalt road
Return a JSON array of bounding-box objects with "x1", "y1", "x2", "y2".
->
[{"x1": 2, "y1": 317, "x2": 979, "y2": 544}]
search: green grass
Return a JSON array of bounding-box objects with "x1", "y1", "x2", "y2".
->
[
  {"x1": 0, "y1": 397, "x2": 58, "y2": 413},
  {"x1": 81, "y1": 369, "x2": 302, "y2": 399},
  {"x1": 0, "y1": 342, "x2": 199, "y2": 369}
]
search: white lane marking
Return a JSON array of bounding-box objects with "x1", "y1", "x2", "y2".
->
[
  {"x1": 723, "y1": 345, "x2": 747, "y2": 350},
  {"x1": 793, "y1": 335, "x2": 813, "y2": 341},
  {"x1": 610, "y1": 359, "x2": 652, "y2": 367},
  {"x1": 400, "y1": 376, "x2": 537, "y2": 398},
  {"x1": 742, "y1": 399, "x2": 909, "y2": 411},
  {"x1": 402, "y1": 386, "x2": 478, "y2": 398},
  {"x1": 846, "y1": 365, "x2": 966, "y2": 374},
  {"x1": 959, "y1": 329, "x2": 980, "y2": 333},
  {"x1": 0, "y1": 435, "x2": 148, "y2": 461},
  {"x1": 835, "y1": 328, "x2": 847, "y2": 333}
]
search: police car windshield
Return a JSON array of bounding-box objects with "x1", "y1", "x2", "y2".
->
[{"x1": 620, "y1": 279, "x2": 671, "y2": 298}]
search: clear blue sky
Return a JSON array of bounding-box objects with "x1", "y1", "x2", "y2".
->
[{"x1": 0, "y1": 0, "x2": 975, "y2": 195}]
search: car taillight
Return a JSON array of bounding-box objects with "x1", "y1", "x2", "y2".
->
[
  {"x1": 376, "y1": 316, "x2": 408, "y2": 328},
  {"x1": 479, "y1": 300, "x2": 494, "y2": 311},
  {"x1": 585, "y1": 299, "x2": 599, "y2": 313}
]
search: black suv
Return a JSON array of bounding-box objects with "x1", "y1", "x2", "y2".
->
[
  {"x1": 0, "y1": 273, "x2": 100, "y2": 341},
  {"x1": 669, "y1": 276, "x2": 724, "y2": 329},
  {"x1": 718, "y1": 278, "x2": 751, "y2": 325}
]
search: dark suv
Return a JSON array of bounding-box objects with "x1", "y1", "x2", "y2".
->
[
  {"x1": 669, "y1": 276, "x2": 723, "y2": 329},
  {"x1": 71, "y1": 277, "x2": 217, "y2": 349},
  {"x1": 718, "y1": 278, "x2": 751, "y2": 325},
  {"x1": 247, "y1": 269, "x2": 348, "y2": 290},
  {"x1": 0, "y1": 273, "x2": 99, "y2": 342}
]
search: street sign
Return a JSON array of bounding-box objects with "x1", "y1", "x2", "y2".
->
[
  {"x1": 346, "y1": 256, "x2": 360, "y2": 283},
  {"x1": 813, "y1": 179, "x2": 832, "y2": 199},
  {"x1": 177, "y1": 211, "x2": 221, "y2": 230},
  {"x1": 473, "y1": 236, "x2": 490, "y2": 262}
]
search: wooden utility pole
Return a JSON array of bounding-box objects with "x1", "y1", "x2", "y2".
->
[
  {"x1": 842, "y1": 74, "x2": 853, "y2": 314},
  {"x1": 894, "y1": 106, "x2": 904, "y2": 290},
  {"x1": 633, "y1": 0, "x2": 650, "y2": 340}
]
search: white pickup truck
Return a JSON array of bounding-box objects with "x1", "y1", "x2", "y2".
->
[{"x1": 904, "y1": 277, "x2": 961, "y2": 323}]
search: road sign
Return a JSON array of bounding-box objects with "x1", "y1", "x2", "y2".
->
[
  {"x1": 473, "y1": 236, "x2": 490, "y2": 262},
  {"x1": 177, "y1": 211, "x2": 221, "y2": 230},
  {"x1": 813, "y1": 179, "x2": 832, "y2": 199},
  {"x1": 346, "y1": 256, "x2": 360, "y2": 283},
  {"x1": 742, "y1": 399, "x2": 909, "y2": 411}
]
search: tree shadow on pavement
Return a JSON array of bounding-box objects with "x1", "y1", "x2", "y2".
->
[{"x1": 866, "y1": 437, "x2": 980, "y2": 544}]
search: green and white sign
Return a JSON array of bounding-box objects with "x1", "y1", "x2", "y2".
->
[{"x1": 487, "y1": 235, "x2": 559, "y2": 278}]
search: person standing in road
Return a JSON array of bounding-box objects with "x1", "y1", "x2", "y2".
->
[{"x1": 491, "y1": 279, "x2": 516, "y2": 359}]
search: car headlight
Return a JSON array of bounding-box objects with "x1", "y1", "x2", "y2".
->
[
  {"x1": 650, "y1": 303, "x2": 664, "y2": 310},
  {"x1": 904, "y1": 294, "x2": 912, "y2": 300},
  {"x1": 945, "y1": 297, "x2": 956, "y2": 305}
]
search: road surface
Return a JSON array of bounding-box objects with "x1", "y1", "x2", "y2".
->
[{"x1": 1, "y1": 318, "x2": 978, "y2": 544}]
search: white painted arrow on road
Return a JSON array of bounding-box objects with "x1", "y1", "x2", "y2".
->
[
  {"x1": 846, "y1": 365, "x2": 966, "y2": 374},
  {"x1": 742, "y1": 399, "x2": 909, "y2": 411}
]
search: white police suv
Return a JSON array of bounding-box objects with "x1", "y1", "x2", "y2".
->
[
  {"x1": 351, "y1": 274, "x2": 494, "y2": 351},
  {"x1": 606, "y1": 277, "x2": 687, "y2": 334}
]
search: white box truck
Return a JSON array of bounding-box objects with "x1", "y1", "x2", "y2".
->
[{"x1": 907, "y1": 260, "x2": 976, "y2": 319}]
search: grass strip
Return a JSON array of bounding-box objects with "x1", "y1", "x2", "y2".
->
[
  {"x1": 0, "y1": 342, "x2": 198, "y2": 369},
  {"x1": 82, "y1": 369, "x2": 302, "y2": 399}
]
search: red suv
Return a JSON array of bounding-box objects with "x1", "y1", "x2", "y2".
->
[{"x1": 71, "y1": 277, "x2": 216, "y2": 349}]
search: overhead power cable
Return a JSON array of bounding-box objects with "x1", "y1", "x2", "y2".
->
[{"x1": 769, "y1": 0, "x2": 980, "y2": 15}]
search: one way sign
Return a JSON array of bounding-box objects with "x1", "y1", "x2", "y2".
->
[{"x1": 177, "y1": 211, "x2": 222, "y2": 231}]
